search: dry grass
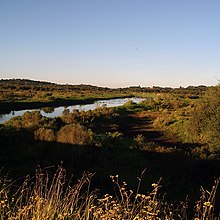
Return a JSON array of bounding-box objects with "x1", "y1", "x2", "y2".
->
[
  {"x1": 0, "y1": 167, "x2": 94, "y2": 220},
  {"x1": 0, "y1": 166, "x2": 220, "y2": 220}
]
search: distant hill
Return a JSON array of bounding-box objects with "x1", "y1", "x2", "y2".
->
[
  {"x1": 0, "y1": 78, "x2": 112, "y2": 92},
  {"x1": 0, "y1": 78, "x2": 208, "y2": 93}
]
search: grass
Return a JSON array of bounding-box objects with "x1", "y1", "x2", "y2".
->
[
  {"x1": 1, "y1": 166, "x2": 220, "y2": 219},
  {"x1": 1, "y1": 86, "x2": 220, "y2": 219}
]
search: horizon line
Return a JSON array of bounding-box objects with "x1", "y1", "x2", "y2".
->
[{"x1": 0, "y1": 77, "x2": 212, "y2": 89}]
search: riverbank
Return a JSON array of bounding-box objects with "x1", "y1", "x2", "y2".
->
[
  {"x1": 0, "y1": 79, "x2": 133, "y2": 113},
  {"x1": 0, "y1": 97, "x2": 145, "y2": 124},
  {"x1": 0, "y1": 95, "x2": 133, "y2": 114}
]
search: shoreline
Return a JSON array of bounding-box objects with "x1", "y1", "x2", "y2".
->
[{"x1": 0, "y1": 95, "x2": 133, "y2": 114}]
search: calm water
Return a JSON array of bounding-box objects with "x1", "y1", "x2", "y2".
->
[{"x1": 0, "y1": 97, "x2": 145, "y2": 124}]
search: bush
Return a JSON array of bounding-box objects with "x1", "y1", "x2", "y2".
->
[
  {"x1": 61, "y1": 110, "x2": 79, "y2": 124},
  {"x1": 22, "y1": 111, "x2": 42, "y2": 127},
  {"x1": 56, "y1": 124, "x2": 93, "y2": 145},
  {"x1": 188, "y1": 85, "x2": 220, "y2": 154},
  {"x1": 34, "y1": 127, "x2": 56, "y2": 142},
  {"x1": 5, "y1": 111, "x2": 42, "y2": 128}
]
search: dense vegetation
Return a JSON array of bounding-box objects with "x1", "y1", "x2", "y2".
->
[
  {"x1": 0, "y1": 79, "x2": 130, "y2": 112},
  {"x1": 0, "y1": 78, "x2": 206, "y2": 112},
  {"x1": 2, "y1": 79, "x2": 220, "y2": 218}
]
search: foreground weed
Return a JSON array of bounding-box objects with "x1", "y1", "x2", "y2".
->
[
  {"x1": 194, "y1": 178, "x2": 220, "y2": 220},
  {"x1": 90, "y1": 171, "x2": 187, "y2": 220},
  {"x1": 0, "y1": 167, "x2": 220, "y2": 219},
  {"x1": 0, "y1": 166, "x2": 94, "y2": 220}
]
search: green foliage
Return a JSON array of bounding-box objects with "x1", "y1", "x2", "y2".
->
[
  {"x1": 56, "y1": 124, "x2": 93, "y2": 145},
  {"x1": 5, "y1": 111, "x2": 42, "y2": 128},
  {"x1": 188, "y1": 85, "x2": 220, "y2": 155},
  {"x1": 61, "y1": 109, "x2": 79, "y2": 124},
  {"x1": 93, "y1": 131, "x2": 126, "y2": 148},
  {"x1": 41, "y1": 106, "x2": 55, "y2": 113},
  {"x1": 133, "y1": 134, "x2": 145, "y2": 150},
  {"x1": 123, "y1": 99, "x2": 135, "y2": 106},
  {"x1": 3, "y1": 83, "x2": 220, "y2": 212},
  {"x1": 0, "y1": 79, "x2": 207, "y2": 114},
  {"x1": 0, "y1": 79, "x2": 131, "y2": 112},
  {"x1": 22, "y1": 111, "x2": 42, "y2": 127},
  {"x1": 106, "y1": 131, "x2": 123, "y2": 139}
]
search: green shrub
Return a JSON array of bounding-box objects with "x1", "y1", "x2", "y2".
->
[
  {"x1": 56, "y1": 124, "x2": 93, "y2": 145},
  {"x1": 188, "y1": 85, "x2": 220, "y2": 154},
  {"x1": 5, "y1": 111, "x2": 42, "y2": 128}
]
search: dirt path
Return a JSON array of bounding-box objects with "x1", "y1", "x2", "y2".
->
[
  {"x1": 118, "y1": 110, "x2": 191, "y2": 150},
  {"x1": 120, "y1": 113, "x2": 160, "y2": 137},
  {"x1": 119, "y1": 111, "x2": 162, "y2": 139}
]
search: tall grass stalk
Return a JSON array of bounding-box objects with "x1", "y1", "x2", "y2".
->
[{"x1": 0, "y1": 166, "x2": 220, "y2": 219}]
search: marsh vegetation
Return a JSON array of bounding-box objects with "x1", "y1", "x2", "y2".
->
[{"x1": 1, "y1": 79, "x2": 220, "y2": 219}]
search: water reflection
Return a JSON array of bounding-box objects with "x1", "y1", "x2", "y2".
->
[{"x1": 0, "y1": 97, "x2": 145, "y2": 124}]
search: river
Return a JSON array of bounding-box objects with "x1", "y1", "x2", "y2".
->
[{"x1": 0, "y1": 97, "x2": 145, "y2": 124}]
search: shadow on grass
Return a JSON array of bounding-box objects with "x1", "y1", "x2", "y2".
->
[{"x1": 1, "y1": 137, "x2": 220, "y2": 205}]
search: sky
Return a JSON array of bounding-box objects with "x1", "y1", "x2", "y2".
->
[{"x1": 0, "y1": 0, "x2": 220, "y2": 88}]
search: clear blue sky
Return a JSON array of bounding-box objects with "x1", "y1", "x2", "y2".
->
[{"x1": 0, "y1": 0, "x2": 220, "y2": 88}]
